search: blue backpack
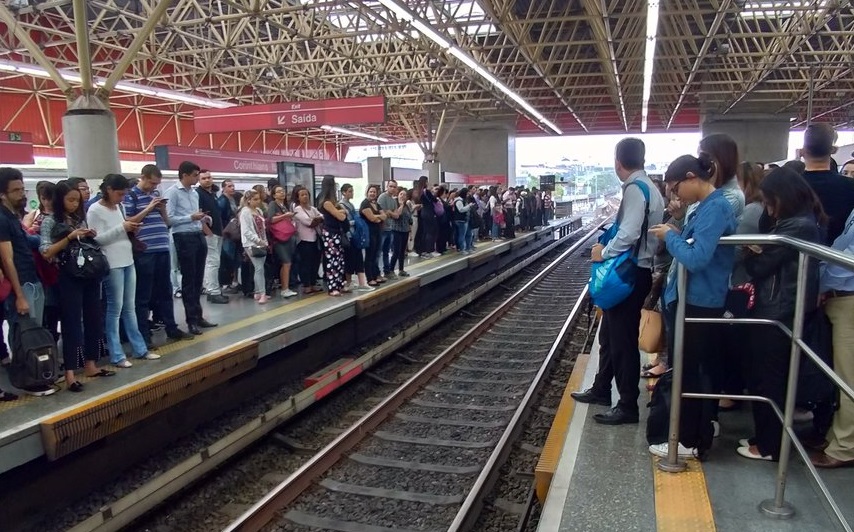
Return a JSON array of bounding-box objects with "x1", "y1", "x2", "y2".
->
[
  {"x1": 342, "y1": 202, "x2": 370, "y2": 250},
  {"x1": 589, "y1": 180, "x2": 650, "y2": 310}
]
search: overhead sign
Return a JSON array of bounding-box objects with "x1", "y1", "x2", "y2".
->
[
  {"x1": 153, "y1": 145, "x2": 362, "y2": 179},
  {"x1": 468, "y1": 175, "x2": 505, "y2": 185},
  {"x1": 0, "y1": 131, "x2": 34, "y2": 165},
  {"x1": 192, "y1": 96, "x2": 387, "y2": 134}
]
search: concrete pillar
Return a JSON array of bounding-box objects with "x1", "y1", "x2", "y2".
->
[
  {"x1": 62, "y1": 95, "x2": 121, "y2": 179},
  {"x1": 366, "y1": 156, "x2": 391, "y2": 184},
  {"x1": 422, "y1": 161, "x2": 441, "y2": 184},
  {"x1": 439, "y1": 121, "x2": 516, "y2": 187},
  {"x1": 701, "y1": 113, "x2": 791, "y2": 163}
]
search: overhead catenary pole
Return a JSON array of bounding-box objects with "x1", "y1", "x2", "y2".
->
[
  {"x1": 98, "y1": 0, "x2": 173, "y2": 97},
  {"x1": 0, "y1": 2, "x2": 73, "y2": 97},
  {"x1": 72, "y1": 0, "x2": 94, "y2": 94}
]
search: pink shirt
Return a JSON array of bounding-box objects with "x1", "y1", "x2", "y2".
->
[{"x1": 293, "y1": 204, "x2": 321, "y2": 242}]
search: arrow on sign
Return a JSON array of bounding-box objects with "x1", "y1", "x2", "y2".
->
[{"x1": 277, "y1": 115, "x2": 286, "y2": 125}]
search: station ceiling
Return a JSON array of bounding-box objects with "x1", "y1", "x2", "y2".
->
[{"x1": 0, "y1": 0, "x2": 852, "y2": 154}]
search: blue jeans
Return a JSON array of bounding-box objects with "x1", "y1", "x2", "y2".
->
[
  {"x1": 105, "y1": 265, "x2": 148, "y2": 362},
  {"x1": 454, "y1": 221, "x2": 469, "y2": 251},
  {"x1": 491, "y1": 220, "x2": 501, "y2": 239},
  {"x1": 380, "y1": 231, "x2": 393, "y2": 274},
  {"x1": 4, "y1": 281, "x2": 45, "y2": 332},
  {"x1": 466, "y1": 227, "x2": 475, "y2": 251}
]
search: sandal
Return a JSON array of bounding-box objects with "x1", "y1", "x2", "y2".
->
[
  {"x1": 68, "y1": 381, "x2": 84, "y2": 393},
  {"x1": 641, "y1": 364, "x2": 667, "y2": 378},
  {"x1": 86, "y1": 369, "x2": 117, "y2": 378}
]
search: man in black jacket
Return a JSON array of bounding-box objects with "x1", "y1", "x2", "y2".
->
[
  {"x1": 800, "y1": 124, "x2": 854, "y2": 245},
  {"x1": 196, "y1": 170, "x2": 228, "y2": 304}
]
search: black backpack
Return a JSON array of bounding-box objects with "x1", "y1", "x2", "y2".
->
[
  {"x1": 9, "y1": 316, "x2": 59, "y2": 391},
  {"x1": 62, "y1": 238, "x2": 110, "y2": 280},
  {"x1": 646, "y1": 369, "x2": 672, "y2": 446}
]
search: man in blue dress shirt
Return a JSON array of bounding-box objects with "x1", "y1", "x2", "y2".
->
[{"x1": 163, "y1": 161, "x2": 218, "y2": 335}]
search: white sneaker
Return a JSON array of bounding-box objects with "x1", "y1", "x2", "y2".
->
[
  {"x1": 281, "y1": 289, "x2": 298, "y2": 298},
  {"x1": 407, "y1": 252, "x2": 419, "y2": 257},
  {"x1": 430, "y1": 252, "x2": 441, "y2": 257},
  {"x1": 116, "y1": 359, "x2": 133, "y2": 368},
  {"x1": 356, "y1": 284, "x2": 375, "y2": 291},
  {"x1": 138, "y1": 353, "x2": 161, "y2": 360},
  {"x1": 648, "y1": 442, "x2": 697, "y2": 459}
]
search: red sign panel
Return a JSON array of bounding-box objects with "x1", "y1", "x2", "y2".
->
[
  {"x1": 154, "y1": 145, "x2": 362, "y2": 179},
  {"x1": 468, "y1": 174, "x2": 505, "y2": 185},
  {"x1": 192, "y1": 96, "x2": 387, "y2": 134},
  {"x1": 0, "y1": 132, "x2": 35, "y2": 165}
]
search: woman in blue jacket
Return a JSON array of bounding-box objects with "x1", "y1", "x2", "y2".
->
[{"x1": 647, "y1": 154, "x2": 737, "y2": 460}]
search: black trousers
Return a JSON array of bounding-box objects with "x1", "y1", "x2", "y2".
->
[
  {"x1": 504, "y1": 208, "x2": 516, "y2": 238},
  {"x1": 416, "y1": 216, "x2": 437, "y2": 254},
  {"x1": 365, "y1": 229, "x2": 381, "y2": 280},
  {"x1": 58, "y1": 273, "x2": 104, "y2": 371},
  {"x1": 592, "y1": 268, "x2": 653, "y2": 414},
  {"x1": 173, "y1": 232, "x2": 207, "y2": 326},
  {"x1": 390, "y1": 230, "x2": 409, "y2": 272},
  {"x1": 666, "y1": 303, "x2": 725, "y2": 451},
  {"x1": 135, "y1": 251, "x2": 179, "y2": 340},
  {"x1": 296, "y1": 240, "x2": 320, "y2": 288},
  {"x1": 747, "y1": 323, "x2": 791, "y2": 459}
]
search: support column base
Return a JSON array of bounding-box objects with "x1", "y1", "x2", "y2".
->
[{"x1": 759, "y1": 498, "x2": 796, "y2": 519}]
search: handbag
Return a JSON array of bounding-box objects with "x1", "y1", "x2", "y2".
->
[
  {"x1": 589, "y1": 181, "x2": 650, "y2": 310},
  {"x1": 62, "y1": 238, "x2": 110, "y2": 280},
  {"x1": 269, "y1": 205, "x2": 297, "y2": 242},
  {"x1": 223, "y1": 218, "x2": 241, "y2": 241},
  {"x1": 249, "y1": 246, "x2": 268, "y2": 258},
  {"x1": 639, "y1": 309, "x2": 664, "y2": 353},
  {"x1": 723, "y1": 282, "x2": 755, "y2": 318}
]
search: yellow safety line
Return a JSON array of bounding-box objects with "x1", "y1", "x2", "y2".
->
[
  {"x1": 534, "y1": 353, "x2": 589, "y2": 503},
  {"x1": 653, "y1": 457, "x2": 716, "y2": 532}
]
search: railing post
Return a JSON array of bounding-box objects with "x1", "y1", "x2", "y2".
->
[
  {"x1": 759, "y1": 252, "x2": 809, "y2": 518},
  {"x1": 659, "y1": 263, "x2": 688, "y2": 472}
]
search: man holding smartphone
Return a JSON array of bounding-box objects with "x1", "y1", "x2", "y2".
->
[{"x1": 124, "y1": 165, "x2": 193, "y2": 347}]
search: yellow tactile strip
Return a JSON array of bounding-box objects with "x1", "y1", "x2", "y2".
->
[
  {"x1": 534, "y1": 353, "x2": 590, "y2": 503},
  {"x1": 653, "y1": 456, "x2": 716, "y2": 532}
]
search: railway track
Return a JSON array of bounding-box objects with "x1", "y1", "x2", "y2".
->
[{"x1": 225, "y1": 226, "x2": 600, "y2": 532}]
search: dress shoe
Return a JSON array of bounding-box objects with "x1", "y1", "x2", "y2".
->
[
  {"x1": 198, "y1": 319, "x2": 218, "y2": 328},
  {"x1": 811, "y1": 452, "x2": 854, "y2": 469},
  {"x1": 570, "y1": 388, "x2": 611, "y2": 406},
  {"x1": 188, "y1": 325, "x2": 203, "y2": 335},
  {"x1": 166, "y1": 328, "x2": 194, "y2": 340},
  {"x1": 593, "y1": 406, "x2": 639, "y2": 425},
  {"x1": 207, "y1": 294, "x2": 229, "y2": 304}
]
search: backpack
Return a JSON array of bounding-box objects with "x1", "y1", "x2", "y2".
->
[
  {"x1": 589, "y1": 181, "x2": 650, "y2": 310},
  {"x1": 9, "y1": 316, "x2": 59, "y2": 392},
  {"x1": 352, "y1": 214, "x2": 370, "y2": 250},
  {"x1": 646, "y1": 369, "x2": 672, "y2": 446}
]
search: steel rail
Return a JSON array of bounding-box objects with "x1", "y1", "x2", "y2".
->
[
  {"x1": 67, "y1": 218, "x2": 592, "y2": 532},
  {"x1": 223, "y1": 222, "x2": 606, "y2": 532}
]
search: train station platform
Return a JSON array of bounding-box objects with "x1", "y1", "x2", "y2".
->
[
  {"x1": 537, "y1": 325, "x2": 854, "y2": 532},
  {"x1": 0, "y1": 218, "x2": 580, "y2": 477}
]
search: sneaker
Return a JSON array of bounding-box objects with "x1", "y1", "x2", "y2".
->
[
  {"x1": 136, "y1": 353, "x2": 161, "y2": 360},
  {"x1": 430, "y1": 252, "x2": 441, "y2": 258},
  {"x1": 398, "y1": 271, "x2": 410, "y2": 277},
  {"x1": 149, "y1": 320, "x2": 165, "y2": 332},
  {"x1": 648, "y1": 442, "x2": 697, "y2": 459},
  {"x1": 281, "y1": 289, "x2": 298, "y2": 298},
  {"x1": 408, "y1": 252, "x2": 419, "y2": 257},
  {"x1": 115, "y1": 359, "x2": 133, "y2": 368},
  {"x1": 356, "y1": 284, "x2": 375, "y2": 292}
]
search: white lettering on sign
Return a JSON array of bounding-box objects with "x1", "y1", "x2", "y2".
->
[
  {"x1": 291, "y1": 113, "x2": 318, "y2": 125},
  {"x1": 233, "y1": 160, "x2": 274, "y2": 173},
  {"x1": 290, "y1": 103, "x2": 301, "y2": 110}
]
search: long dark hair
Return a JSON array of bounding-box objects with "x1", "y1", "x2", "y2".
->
[
  {"x1": 316, "y1": 175, "x2": 338, "y2": 208},
  {"x1": 52, "y1": 182, "x2": 83, "y2": 225},
  {"x1": 760, "y1": 167, "x2": 827, "y2": 226},
  {"x1": 699, "y1": 134, "x2": 739, "y2": 188},
  {"x1": 99, "y1": 173, "x2": 130, "y2": 204}
]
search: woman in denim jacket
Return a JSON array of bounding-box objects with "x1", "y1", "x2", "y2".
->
[{"x1": 647, "y1": 154, "x2": 737, "y2": 460}]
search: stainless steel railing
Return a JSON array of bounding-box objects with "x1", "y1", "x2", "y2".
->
[{"x1": 661, "y1": 233, "x2": 854, "y2": 532}]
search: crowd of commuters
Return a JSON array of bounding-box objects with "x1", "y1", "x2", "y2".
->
[
  {"x1": 0, "y1": 162, "x2": 554, "y2": 399},
  {"x1": 573, "y1": 124, "x2": 854, "y2": 469}
]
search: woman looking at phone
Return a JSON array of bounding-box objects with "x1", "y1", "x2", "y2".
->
[{"x1": 40, "y1": 182, "x2": 116, "y2": 391}]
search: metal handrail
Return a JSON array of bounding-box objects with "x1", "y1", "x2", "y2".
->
[{"x1": 661, "y1": 233, "x2": 854, "y2": 532}]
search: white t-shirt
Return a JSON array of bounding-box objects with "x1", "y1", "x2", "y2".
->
[{"x1": 87, "y1": 201, "x2": 134, "y2": 269}]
